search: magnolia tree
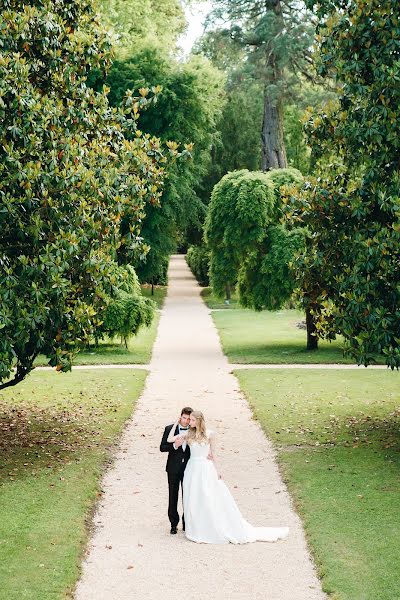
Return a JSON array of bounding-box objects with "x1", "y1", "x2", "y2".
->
[
  {"x1": 0, "y1": 0, "x2": 182, "y2": 388},
  {"x1": 285, "y1": 0, "x2": 400, "y2": 367}
]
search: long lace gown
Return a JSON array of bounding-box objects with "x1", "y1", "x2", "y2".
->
[{"x1": 182, "y1": 435, "x2": 289, "y2": 545}]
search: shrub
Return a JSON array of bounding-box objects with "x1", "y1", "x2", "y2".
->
[
  {"x1": 186, "y1": 246, "x2": 210, "y2": 286},
  {"x1": 96, "y1": 265, "x2": 155, "y2": 347}
]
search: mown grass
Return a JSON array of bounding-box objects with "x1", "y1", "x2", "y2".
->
[
  {"x1": 34, "y1": 285, "x2": 167, "y2": 367},
  {"x1": 236, "y1": 368, "x2": 400, "y2": 600},
  {"x1": 201, "y1": 287, "x2": 240, "y2": 309},
  {"x1": 0, "y1": 368, "x2": 147, "y2": 600},
  {"x1": 210, "y1": 306, "x2": 382, "y2": 364}
]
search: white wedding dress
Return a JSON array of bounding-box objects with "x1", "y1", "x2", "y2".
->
[{"x1": 183, "y1": 433, "x2": 289, "y2": 545}]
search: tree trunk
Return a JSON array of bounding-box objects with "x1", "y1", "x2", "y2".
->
[
  {"x1": 261, "y1": 92, "x2": 287, "y2": 171},
  {"x1": 225, "y1": 283, "x2": 231, "y2": 304},
  {"x1": 261, "y1": 0, "x2": 287, "y2": 171},
  {"x1": 0, "y1": 359, "x2": 35, "y2": 390},
  {"x1": 305, "y1": 306, "x2": 318, "y2": 351}
]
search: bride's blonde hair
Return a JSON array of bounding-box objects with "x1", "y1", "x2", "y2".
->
[{"x1": 186, "y1": 411, "x2": 208, "y2": 445}]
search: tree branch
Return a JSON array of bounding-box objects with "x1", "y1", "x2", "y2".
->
[{"x1": 0, "y1": 361, "x2": 36, "y2": 390}]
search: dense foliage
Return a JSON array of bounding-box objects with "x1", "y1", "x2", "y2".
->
[
  {"x1": 205, "y1": 168, "x2": 311, "y2": 338},
  {"x1": 205, "y1": 170, "x2": 276, "y2": 299},
  {"x1": 186, "y1": 246, "x2": 210, "y2": 287},
  {"x1": 91, "y1": 27, "x2": 225, "y2": 282},
  {"x1": 100, "y1": 265, "x2": 155, "y2": 347},
  {"x1": 237, "y1": 225, "x2": 305, "y2": 308},
  {"x1": 0, "y1": 0, "x2": 176, "y2": 388},
  {"x1": 285, "y1": 0, "x2": 400, "y2": 367},
  {"x1": 99, "y1": 0, "x2": 185, "y2": 53}
]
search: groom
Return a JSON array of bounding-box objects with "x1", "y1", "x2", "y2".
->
[{"x1": 160, "y1": 406, "x2": 193, "y2": 534}]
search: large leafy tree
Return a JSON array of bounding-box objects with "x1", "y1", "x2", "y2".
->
[
  {"x1": 208, "y1": 0, "x2": 315, "y2": 170},
  {"x1": 285, "y1": 0, "x2": 400, "y2": 367},
  {"x1": 237, "y1": 169, "x2": 305, "y2": 313},
  {"x1": 0, "y1": 0, "x2": 176, "y2": 388},
  {"x1": 96, "y1": 47, "x2": 225, "y2": 282}
]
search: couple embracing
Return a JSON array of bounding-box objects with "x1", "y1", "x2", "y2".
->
[{"x1": 160, "y1": 406, "x2": 289, "y2": 545}]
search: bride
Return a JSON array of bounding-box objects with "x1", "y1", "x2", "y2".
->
[{"x1": 167, "y1": 410, "x2": 289, "y2": 545}]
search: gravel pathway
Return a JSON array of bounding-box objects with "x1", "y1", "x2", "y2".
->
[{"x1": 74, "y1": 255, "x2": 326, "y2": 600}]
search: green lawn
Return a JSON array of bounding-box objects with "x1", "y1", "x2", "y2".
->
[
  {"x1": 140, "y1": 283, "x2": 168, "y2": 308},
  {"x1": 34, "y1": 285, "x2": 167, "y2": 366},
  {"x1": 210, "y1": 307, "x2": 378, "y2": 364},
  {"x1": 0, "y1": 368, "x2": 147, "y2": 600},
  {"x1": 201, "y1": 287, "x2": 240, "y2": 309},
  {"x1": 236, "y1": 368, "x2": 400, "y2": 600}
]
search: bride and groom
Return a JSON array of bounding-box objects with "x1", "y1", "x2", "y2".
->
[{"x1": 160, "y1": 406, "x2": 289, "y2": 544}]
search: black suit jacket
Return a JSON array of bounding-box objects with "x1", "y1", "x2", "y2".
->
[{"x1": 160, "y1": 424, "x2": 191, "y2": 474}]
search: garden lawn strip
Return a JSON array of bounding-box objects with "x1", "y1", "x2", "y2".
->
[
  {"x1": 0, "y1": 368, "x2": 147, "y2": 600},
  {"x1": 236, "y1": 368, "x2": 400, "y2": 600},
  {"x1": 211, "y1": 307, "x2": 384, "y2": 364}
]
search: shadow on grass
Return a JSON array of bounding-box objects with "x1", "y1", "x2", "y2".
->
[
  {"x1": 0, "y1": 401, "x2": 114, "y2": 483},
  {"x1": 280, "y1": 409, "x2": 400, "y2": 453},
  {"x1": 78, "y1": 341, "x2": 132, "y2": 355},
  {"x1": 200, "y1": 287, "x2": 240, "y2": 309}
]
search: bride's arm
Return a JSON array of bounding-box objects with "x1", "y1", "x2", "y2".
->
[{"x1": 167, "y1": 421, "x2": 181, "y2": 443}]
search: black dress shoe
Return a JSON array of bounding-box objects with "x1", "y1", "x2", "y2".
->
[{"x1": 170, "y1": 526, "x2": 177, "y2": 534}]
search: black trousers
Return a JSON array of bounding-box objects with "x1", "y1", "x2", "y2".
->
[{"x1": 167, "y1": 471, "x2": 185, "y2": 528}]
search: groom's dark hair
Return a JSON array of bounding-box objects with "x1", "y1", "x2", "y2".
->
[{"x1": 181, "y1": 406, "x2": 193, "y2": 416}]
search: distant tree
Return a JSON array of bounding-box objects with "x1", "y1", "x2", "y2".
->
[
  {"x1": 97, "y1": 47, "x2": 225, "y2": 282},
  {"x1": 208, "y1": 0, "x2": 315, "y2": 170},
  {"x1": 205, "y1": 168, "x2": 319, "y2": 347},
  {"x1": 186, "y1": 246, "x2": 210, "y2": 287},
  {"x1": 98, "y1": 0, "x2": 186, "y2": 53}
]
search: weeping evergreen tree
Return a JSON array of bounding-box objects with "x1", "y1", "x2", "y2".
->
[
  {"x1": 205, "y1": 168, "x2": 318, "y2": 348},
  {"x1": 205, "y1": 170, "x2": 276, "y2": 300}
]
